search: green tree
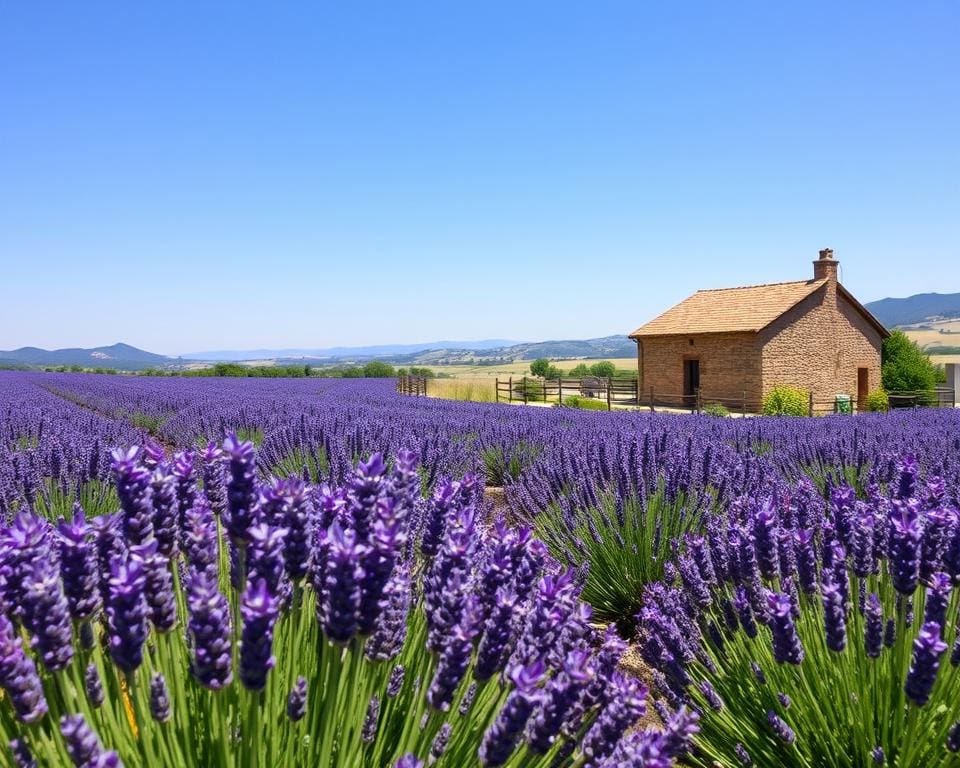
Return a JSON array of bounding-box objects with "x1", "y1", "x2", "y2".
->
[
  {"x1": 882, "y1": 330, "x2": 938, "y2": 392},
  {"x1": 362, "y1": 361, "x2": 396, "y2": 378},
  {"x1": 529, "y1": 358, "x2": 551, "y2": 377},
  {"x1": 568, "y1": 363, "x2": 591, "y2": 378},
  {"x1": 589, "y1": 361, "x2": 616, "y2": 378}
]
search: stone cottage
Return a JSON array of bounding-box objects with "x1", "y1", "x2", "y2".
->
[{"x1": 628, "y1": 249, "x2": 889, "y2": 412}]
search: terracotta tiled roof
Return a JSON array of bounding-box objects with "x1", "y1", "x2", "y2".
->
[{"x1": 629, "y1": 279, "x2": 827, "y2": 337}]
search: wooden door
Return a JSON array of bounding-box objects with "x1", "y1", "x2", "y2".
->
[{"x1": 857, "y1": 368, "x2": 869, "y2": 409}]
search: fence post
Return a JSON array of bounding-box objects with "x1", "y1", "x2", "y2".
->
[
  {"x1": 523, "y1": 377, "x2": 528, "y2": 405},
  {"x1": 606, "y1": 378, "x2": 612, "y2": 410},
  {"x1": 558, "y1": 378, "x2": 563, "y2": 405},
  {"x1": 808, "y1": 391, "x2": 814, "y2": 417},
  {"x1": 543, "y1": 379, "x2": 547, "y2": 403}
]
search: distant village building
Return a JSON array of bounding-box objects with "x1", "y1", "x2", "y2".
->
[{"x1": 628, "y1": 249, "x2": 889, "y2": 412}]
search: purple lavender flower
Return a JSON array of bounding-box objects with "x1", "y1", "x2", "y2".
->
[
  {"x1": 150, "y1": 672, "x2": 171, "y2": 723},
  {"x1": 246, "y1": 523, "x2": 289, "y2": 598},
  {"x1": 699, "y1": 679, "x2": 723, "y2": 711},
  {"x1": 475, "y1": 588, "x2": 518, "y2": 682},
  {"x1": 56, "y1": 506, "x2": 101, "y2": 621},
  {"x1": 150, "y1": 466, "x2": 178, "y2": 558},
  {"x1": 111, "y1": 447, "x2": 154, "y2": 545},
  {"x1": 60, "y1": 714, "x2": 115, "y2": 767},
  {"x1": 279, "y1": 479, "x2": 313, "y2": 581},
  {"x1": 821, "y1": 573, "x2": 847, "y2": 652},
  {"x1": 223, "y1": 433, "x2": 260, "y2": 542},
  {"x1": 22, "y1": 558, "x2": 74, "y2": 671},
  {"x1": 872, "y1": 746, "x2": 885, "y2": 764},
  {"x1": 896, "y1": 455, "x2": 918, "y2": 500},
  {"x1": 884, "y1": 618, "x2": 896, "y2": 648},
  {"x1": 777, "y1": 692, "x2": 791, "y2": 709},
  {"x1": 526, "y1": 649, "x2": 593, "y2": 753},
  {"x1": 427, "y1": 606, "x2": 479, "y2": 711},
  {"x1": 287, "y1": 677, "x2": 307, "y2": 721},
  {"x1": 947, "y1": 722, "x2": 960, "y2": 752},
  {"x1": 865, "y1": 593, "x2": 883, "y2": 658},
  {"x1": 581, "y1": 672, "x2": 647, "y2": 763},
  {"x1": 394, "y1": 757, "x2": 423, "y2": 768},
  {"x1": 364, "y1": 566, "x2": 411, "y2": 662},
  {"x1": 85, "y1": 662, "x2": 105, "y2": 708},
  {"x1": 0, "y1": 614, "x2": 47, "y2": 723},
  {"x1": 766, "y1": 710, "x2": 796, "y2": 744},
  {"x1": 106, "y1": 557, "x2": 149, "y2": 674},
  {"x1": 387, "y1": 665, "x2": 405, "y2": 697},
  {"x1": 239, "y1": 579, "x2": 280, "y2": 691},
  {"x1": 905, "y1": 622, "x2": 948, "y2": 706},
  {"x1": 794, "y1": 530, "x2": 818, "y2": 595},
  {"x1": 889, "y1": 499, "x2": 923, "y2": 595},
  {"x1": 430, "y1": 722, "x2": 451, "y2": 761},
  {"x1": 459, "y1": 681, "x2": 477, "y2": 715},
  {"x1": 362, "y1": 696, "x2": 380, "y2": 743},
  {"x1": 183, "y1": 501, "x2": 218, "y2": 580},
  {"x1": 171, "y1": 449, "x2": 198, "y2": 541},
  {"x1": 201, "y1": 441, "x2": 228, "y2": 517},
  {"x1": 91, "y1": 514, "x2": 125, "y2": 609},
  {"x1": 753, "y1": 499, "x2": 780, "y2": 579},
  {"x1": 734, "y1": 743, "x2": 753, "y2": 765},
  {"x1": 187, "y1": 570, "x2": 233, "y2": 689},
  {"x1": 132, "y1": 541, "x2": 177, "y2": 633},
  {"x1": 766, "y1": 591, "x2": 804, "y2": 665},
  {"x1": 479, "y1": 663, "x2": 545, "y2": 767},
  {"x1": 318, "y1": 524, "x2": 365, "y2": 644},
  {"x1": 9, "y1": 739, "x2": 37, "y2": 768},
  {"x1": 924, "y1": 573, "x2": 951, "y2": 630},
  {"x1": 734, "y1": 587, "x2": 758, "y2": 639}
]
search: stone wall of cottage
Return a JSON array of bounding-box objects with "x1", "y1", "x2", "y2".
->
[
  {"x1": 637, "y1": 332, "x2": 763, "y2": 410},
  {"x1": 758, "y1": 282, "x2": 883, "y2": 412}
]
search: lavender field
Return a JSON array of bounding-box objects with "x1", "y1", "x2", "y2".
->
[{"x1": 1, "y1": 370, "x2": 960, "y2": 767}]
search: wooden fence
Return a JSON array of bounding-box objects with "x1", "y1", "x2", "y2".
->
[
  {"x1": 396, "y1": 375, "x2": 428, "y2": 396},
  {"x1": 493, "y1": 379, "x2": 957, "y2": 415}
]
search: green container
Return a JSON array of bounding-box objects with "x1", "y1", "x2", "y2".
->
[{"x1": 834, "y1": 394, "x2": 853, "y2": 414}]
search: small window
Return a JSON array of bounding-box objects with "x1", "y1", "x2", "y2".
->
[{"x1": 689, "y1": 338, "x2": 695, "y2": 346}]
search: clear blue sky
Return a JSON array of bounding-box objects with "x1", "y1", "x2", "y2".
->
[{"x1": 1, "y1": 2, "x2": 957, "y2": 356}]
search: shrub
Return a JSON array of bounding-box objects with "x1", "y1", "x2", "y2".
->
[
  {"x1": 864, "y1": 389, "x2": 890, "y2": 413},
  {"x1": 762, "y1": 385, "x2": 808, "y2": 416},
  {"x1": 568, "y1": 363, "x2": 591, "y2": 378},
  {"x1": 589, "y1": 361, "x2": 616, "y2": 378},
  {"x1": 559, "y1": 395, "x2": 608, "y2": 411},
  {"x1": 532, "y1": 486, "x2": 707, "y2": 627},
  {"x1": 701, "y1": 402, "x2": 729, "y2": 417},
  {"x1": 480, "y1": 439, "x2": 542, "y2": 486},
  {"x1": 0, "y1": 440, "x2": 692, "y2": 767},
  {"x1": 882, "y1": 330, "x2": 938, "y2": 392},
  {"x1": 362, "y1": 361, "x2": 396, "y2": 378},
  {"x1": 639, "y1": 462, "x2": 960, "y2": 767}
]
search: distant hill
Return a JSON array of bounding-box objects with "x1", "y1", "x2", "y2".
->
[
  {"x1": 865, "y1": 293, "x2": 960, "y2": 328},
  {"x1": 0, "y1": 343, "x2": 172, "y2": 371},
  {"x1": 181, "y1": 340, "x2": 521, "y2": 361},
  {"x1": 284, "y1": 335, "x2": 638, "y2": 366}
]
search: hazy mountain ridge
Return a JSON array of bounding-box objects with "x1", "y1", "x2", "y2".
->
[
  {"x1": 0, "y1": 343, "x2": 171, "y2": 370},
  {"x1": 865, "y1": 293, "x2": 960, "y2": 328}
]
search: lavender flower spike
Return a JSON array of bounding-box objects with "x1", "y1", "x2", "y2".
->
[
  {"x1": 239, "y1": 579, "x2": 281, "y2": 691},
  {"x1": 106, "y1": 557, "x2": 149, "y2": 674},
  {"x1": 905, "y1": 622, "x2": 948, "y2": 706},
  {"x1": 187, "y1": 570, "x2": 233, "y2": 690},
  {"x1": 479, "y1": 662, "x2": 545, "y2": 767},
  {"x1": 766, "y1": 591, "x2": 804, "y2": 665},
  {"x1": 0, "y1": 615, "x2": 47, "y2": 723},
  {"x1": 150, "y1": 673, "x2": 171, "y2": 723},
  {"x1": 60, "y1": 714, "x2": 118, "y2": 767},
  {"x1": 287, "y1": 677, "x2": 308, "y2": 722}
]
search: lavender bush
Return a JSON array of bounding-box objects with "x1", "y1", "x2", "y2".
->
[{"x1": 0, "y1": 435, "x2": 692, "y2": 766}]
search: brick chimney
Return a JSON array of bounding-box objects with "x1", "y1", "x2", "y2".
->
[{"x1": 813, "y1": 248, "x2": 838, "y2": 282}]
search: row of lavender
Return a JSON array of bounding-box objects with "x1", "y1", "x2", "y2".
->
[
  {"x1": 0, "y1": 435, "x2": 697, "y2": 766},
  {"x1": 3, "y1": 371, "x2": 960, "y2": 765}
]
